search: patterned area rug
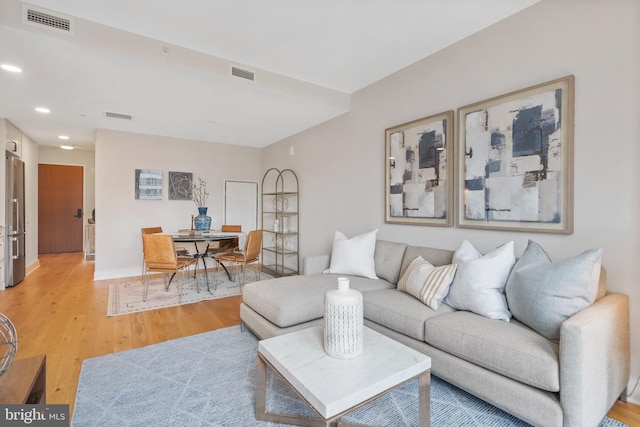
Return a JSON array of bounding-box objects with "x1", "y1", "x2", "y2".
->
[
  {"x1": 72, "y1": 326, "x2": 628, "y2": 426},
  {"x1": 106, "y1": 269, "x2": 270, "y2": 316}
]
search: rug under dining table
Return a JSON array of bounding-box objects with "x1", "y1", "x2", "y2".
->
[{"x1": 105, "y1": 268, "x2": 270, "y2": 316}]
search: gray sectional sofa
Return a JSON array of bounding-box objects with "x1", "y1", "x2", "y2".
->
[{"x1": 240, "y1": 240, "x2": 630, "y2": 427}]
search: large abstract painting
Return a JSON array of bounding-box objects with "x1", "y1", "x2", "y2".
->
[
  {"x1": 385, "y1": 111, "x2": 454, "y2": 226},
  {"x1": 456, "y1": 76, "x2": 574, "y2": 233}
]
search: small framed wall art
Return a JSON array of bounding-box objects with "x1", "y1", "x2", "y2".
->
[
  {"x1": 455, "y1": 75, "x2": 575, "y2": 233},
  {"x1": 168, "y1": 171, "x2": 193, "y2": 201},
  {"x1": 135, "y1": 169, "x2": 163, "y2": 200},
  {"x1": 385, "y1": 110, "x2": 454, "y2": 226}
]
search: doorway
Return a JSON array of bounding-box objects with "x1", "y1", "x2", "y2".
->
[{"x1": 38, "y1": 164, "x2": 84, "y2": 253}]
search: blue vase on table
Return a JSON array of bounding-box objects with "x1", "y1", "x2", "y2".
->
[{"x1": 194, "y1": 207, "x2": 211, "y2": 231}]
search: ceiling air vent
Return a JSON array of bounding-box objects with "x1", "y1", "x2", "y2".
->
[
  {"x1": 22, "y1": 4, "x2": 75, "y2": 35},
  {"x1": 231, "y1": 66, "x2": 256, "y2": 82},
  {"x1": 105, "y1": 111, "x2": 133, "y2": 121}
]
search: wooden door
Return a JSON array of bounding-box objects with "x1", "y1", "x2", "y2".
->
[{"x1": 38, "y1": 164, "x2": 84, "y2": 253}]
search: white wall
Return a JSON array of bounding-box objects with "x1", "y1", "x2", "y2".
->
[
  {"x1": 21, "y1": 132, "x2": 38, "y2": 271},
  {"x1": 0, "y1": 120, "x2": 5, "y2": 228},
  {"x1": 262, "y1": 0, "x2": 640, "y2": 403},
  {"x1": 94, "y1": 129, "x2": 262, "y2": 280}
]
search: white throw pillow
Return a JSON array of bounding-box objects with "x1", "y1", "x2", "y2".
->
[
  {"x1": 324, "y1": 229, "x2": 378, "y2": 279},
  {"x1": 398, "y1": 256, "x2": 457, "y2": 310},
  {"x1": 445, "y1": 240, "x2": 515, "y2": 321}
]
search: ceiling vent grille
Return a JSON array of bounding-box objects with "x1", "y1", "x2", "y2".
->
[
  {"x1": 231, "y1": 66, "x2": 256, "y2": 82},
  {"x1": 105, "y1": 111, "x2": 133, "y2": 121},
  {"x1": 22, "y1": 5, "x2": 75, "y2": 35}
]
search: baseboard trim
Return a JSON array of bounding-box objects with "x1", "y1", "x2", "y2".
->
[{"x1": 26, "y1": 259, "x2": 41, "y2": 275}]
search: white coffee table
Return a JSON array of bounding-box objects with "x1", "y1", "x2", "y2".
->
[{"x1": 256, "y1": 325, "x2": 431, "y2": 426}]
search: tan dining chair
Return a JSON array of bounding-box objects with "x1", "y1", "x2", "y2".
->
[
  {"x1": 142, "y1": 226, "x2": 189, "y2": 254},
  {"x1": 142, "y1": 233, "x2": 197, "y2": 302},
  {"x1": 141, "y1": 227, "x2": 163, "y2": 279},
  {"x1": 141, "y1": 226, "x2": 190, "y2": 279},
  {"x1": 207, "y1": 224, "x2": 242, "y2": 257},
  {"x1": 214, "y1": 229, "x2": 262, "y2": 285}
]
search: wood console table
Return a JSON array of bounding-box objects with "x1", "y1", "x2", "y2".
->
[{"x1": 0, "y1": 355, "x2": 46, "y2": 404}]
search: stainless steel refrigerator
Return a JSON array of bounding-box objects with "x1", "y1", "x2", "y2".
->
[{"x1": 6, "y1": 153, "x2": 25, "y2": 286}]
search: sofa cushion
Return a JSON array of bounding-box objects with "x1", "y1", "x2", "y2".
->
[
  {"x1": 242, "y1": 273, "x2": 393, "y2": 328},
  {"x1": 325, "y1": 229, "x2": 378, "y2": 279},
  {"x1": 397, "y1": 256, "x2": 457, "y2": 310},
  {"x1": 425, "y1": 311, "x2": 560, "y2": 392},
  {"x1": 363, "y1": 289, "x2": 456, "y2": 341},
  {"x1": 597, "y1": 266, "x2": 607, "y2": 299},
  {"x1": 445, "y1": 240, "x2": 515, "y2": 321},
  {"x1": 400, "y1": 246, "x2": 455, "y2": 278},
  {"x1": 505, "y1": 240, "x2": 603, "y2": 341},
  {"x1": 374, "y1": 240, "x2": 408, "y2": 284}
]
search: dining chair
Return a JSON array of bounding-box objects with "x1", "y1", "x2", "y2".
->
[
  {"x1": 214, "y1": 229, "x2": 263, "y2": 285},
  {"x1": 141, "y1": 227, "x2": 163, "y2": 279},
  {"x1": 207, "y1": 224, "x2": 242, "y2": 257},
  {"x1": 141, "y1": 233, "x2": 198, "y2": 302},
  {"x1": 141, "y1": 226, "x2": 190, "y2": 279}
]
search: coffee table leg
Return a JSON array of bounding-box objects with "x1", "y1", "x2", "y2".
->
[
  {"x1": 256, "y1": 355, "x2": 329, "y2": 427},
  {"x1": 419, "y1": 369, "x2": 431, "y2": 426},
  {"x1": 255, "y1": 356, "x2": 268, "y2": 420}
]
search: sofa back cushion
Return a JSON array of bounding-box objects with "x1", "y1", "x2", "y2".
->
[
  {"x1": 374, "y1": 240, "x2": 408, "y2": 284},
  {"x1": 400, "y1": 246, "x2": 455, "y2": 279},
  {"x1": 597, "y1": 266, "x2": 607, "y2": 299}
]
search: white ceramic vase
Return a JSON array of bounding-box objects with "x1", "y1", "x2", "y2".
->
[{"x1": 323, "y1": 277, "x2": 363, "y2": 359}]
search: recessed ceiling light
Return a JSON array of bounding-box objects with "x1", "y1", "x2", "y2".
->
[
  {"x1": 1, "y1": 64, "x2": 22, "y2": 73},
  {"x1": 60, "y1": 145, "x2": 74, "y2": 150},
  {"x1": 58, "y1": 135, "x2": 69, "y2": 140},
  {"x1": 35, "y1": 107, "x2": 50, "y2": 113}
]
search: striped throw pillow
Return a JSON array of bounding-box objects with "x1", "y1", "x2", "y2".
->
[{"x1": 398, "y1": 256, "x2": 457, "y2": 310}]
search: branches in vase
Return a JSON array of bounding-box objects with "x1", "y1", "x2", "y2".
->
[{"x1": 192, "y1": 177, "x2": 209, "y2": 208}]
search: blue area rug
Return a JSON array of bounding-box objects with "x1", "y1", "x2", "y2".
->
[{"x1": 72, "y1": 326, "x2": 627, "y2": 426}]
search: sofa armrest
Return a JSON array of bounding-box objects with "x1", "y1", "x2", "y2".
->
[
  {"x1": 560, "y1": 292, "x2": 630, "y2": 427},
  {"x1": 303, "y1": 255, "x2": 330, "y2": 275}
]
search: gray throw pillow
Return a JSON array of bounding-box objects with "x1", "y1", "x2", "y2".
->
[{"x1": 505, "y1": 240, "x2": 603, "y2": 341}]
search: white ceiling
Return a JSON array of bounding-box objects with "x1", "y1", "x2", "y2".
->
[{"x1": 0, "y1": 0, "x2": 539, "y2": 149}]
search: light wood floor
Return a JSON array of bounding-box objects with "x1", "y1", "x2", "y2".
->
[
  {"x1": 0, "y1": 252, "x2": 242, "y2": 415},
  {"x1": 0, "y1": 252, "x2": 638, "y2": 426}
]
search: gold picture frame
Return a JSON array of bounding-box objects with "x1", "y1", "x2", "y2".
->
[
  {"x1": 455, "y1": 75, "x2": 575, "y2": 233},
  {"x1": 385, "y1": 111, "x2": 454, "y2": 226}
]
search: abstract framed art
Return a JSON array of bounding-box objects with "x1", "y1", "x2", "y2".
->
[
  {"x1": 168, "y1": 171, "x2": 193, "y2": 201},
  {"x1": 455, "y1": 75, "x2": 575, "y2": 233},
  {"x1": 135, "y1": 169, "x2": 163, "y2": 200},
  {"x1": 385, "y1": 110, "x2": 454, "y2": 226}
]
